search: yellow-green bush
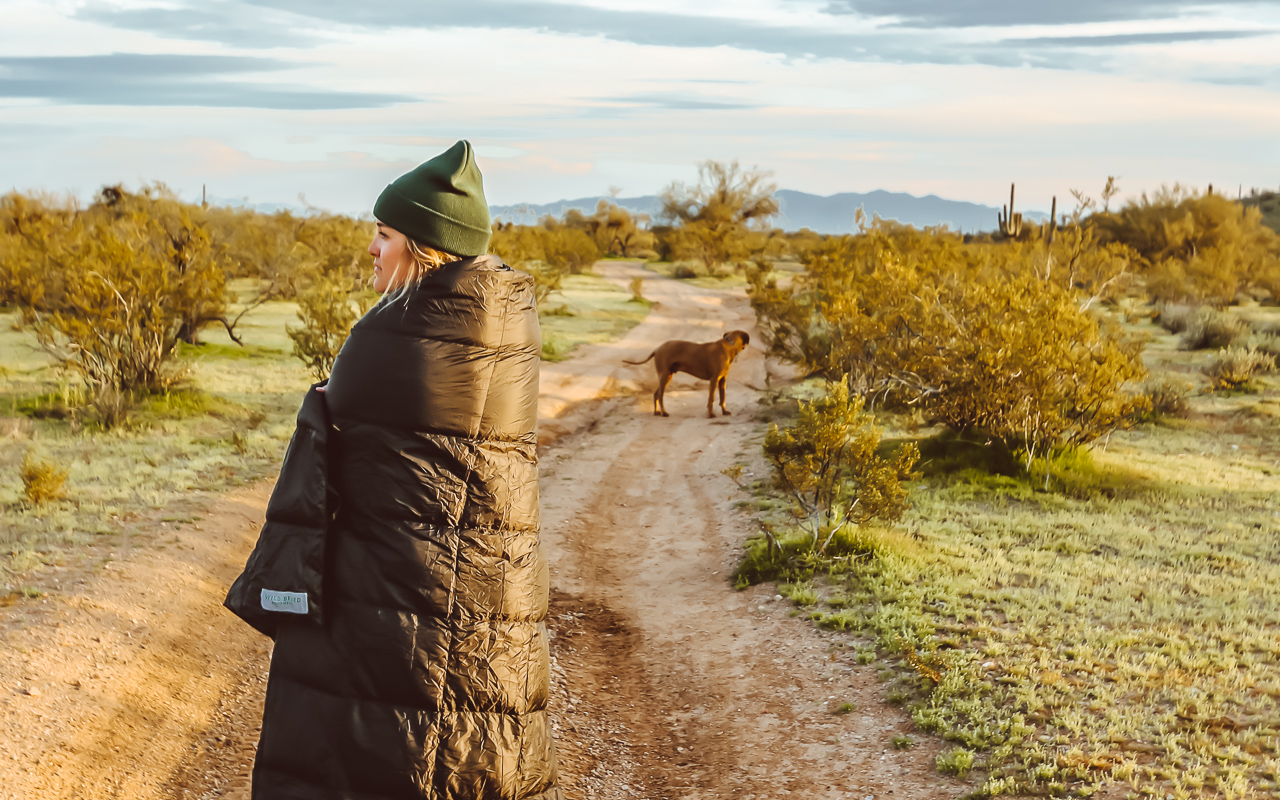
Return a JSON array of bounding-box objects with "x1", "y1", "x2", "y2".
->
[
  {"x1": 736, "y1": 379, "x2": 918, "y2": 585},
  {"x1": 658, "y1": 160, "x2": 779, "y2": 270},
  {"x1": 749, "y1": 221, "x2": 1147, "y2": 466},
  {"x1": 1094, "y1": 187, "x2": 1280, "y2": 303},
  {"x1": 0, "y1": 186, "x2": 229, "y2": 425},
  {"x1": 286, "y1": 272, "x2": 373, "y2": 380},
  {"x1": 20, "y1": 450, "x2": 68, "y2": 505}
]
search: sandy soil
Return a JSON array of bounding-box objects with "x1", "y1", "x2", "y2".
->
[{"x1": 0, "y1": 262, "x2": 969, "y2": 799}]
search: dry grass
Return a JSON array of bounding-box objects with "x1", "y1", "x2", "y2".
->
[{"x1": 1203, "y1": 346, "x2": 1276, "y2": 390}]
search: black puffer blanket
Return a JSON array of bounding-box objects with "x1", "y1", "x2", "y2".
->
[{"x1": 252, "y1": 255, "x2": 561, "y2": 800}]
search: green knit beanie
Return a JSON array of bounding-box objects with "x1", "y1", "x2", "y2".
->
[{"x1": 373, "y1": 140, "x2": 491, "y2": 256}]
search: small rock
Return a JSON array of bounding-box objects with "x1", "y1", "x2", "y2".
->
[{"x1": 23, "y1": 687, "x2": 41, "y2": 697}]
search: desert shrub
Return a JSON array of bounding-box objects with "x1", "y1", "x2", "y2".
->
[
  {"x1": 489, "y1": 221, "x2": 600, "y2": 279},
  {"x1": 750, "y1": 222, "x2": 1147, "y2": 467},
  {"x1": 628, "y1": 276, "x2": 646, "y2": 303},
  {"x1": 1, "y1": 186, "x2": 229, "y2": 425},
  {"x1": 526, "y1": 260, "x2": 570, "y2": 306},
  {"x1": 763, "y1": 380, "x2": 919, "y2": 534},
  {"x1": 672, "y1": 263, "x2": 700, "y2": 279},
  {"x1": 540, "y1": 332, "x2": 571, "y2": 362},
  {"x1": 1141, "y1": 378, "x2": 1192, "y2": 419},
  {"x1": 1178, "y1": 308, "x2": 1252, "y2": 350},
  {"x1": 1154, "y1": 302, "x2": 1197, "y2": 333},
  {"x1": 1203, "y1": 346, "x2": 1276, "y2": 390},
  {"x1": 20, "y1": 450, "x2": 68, "y2": 505},
  {"x1": 737, "y1": 380, "x2": 919, "y2": 584},
  {"x1": 287, "y1": 273, "x2": 372, "y2": 380},
  {"x1": 1095, "y1": 187, "x2": 1280, "y2": 303}
]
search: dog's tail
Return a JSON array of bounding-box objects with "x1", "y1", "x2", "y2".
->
[{"x1": 622, "y1": 352, "x2": 655, "y2": 366}]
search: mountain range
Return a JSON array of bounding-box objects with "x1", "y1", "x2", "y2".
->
[{"x1": 490, "y1": 189, "x2": 1050, "y2": 235}]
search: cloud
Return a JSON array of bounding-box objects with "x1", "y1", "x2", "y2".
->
[
  {"x1": 822, "y1": 0, "x2": 1280, "y2": 28},
  {"x1": 82, "y1": 0, "x2": 953, "y2": 65},
  {"x1": 75, "y1": 2, "x2": 323, "y2": 48},
  {"x1": 600, "y1": 93, "x2": 761, "y2": 112},
  {"x1": 999, "y1": 30, "x2": 1270, "y2": 47},
  {"x1": 79, "y1": 0, "x2": 1276, "y2": 78},
  {"x1": 0, "y1": 53, "x2": 414, "y2": 109}
]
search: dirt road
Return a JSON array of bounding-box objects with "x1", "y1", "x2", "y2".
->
[{"x1": 0, "y1": 263, "x2": 966, "y2": 798}]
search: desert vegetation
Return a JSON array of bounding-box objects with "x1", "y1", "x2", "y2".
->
[
  {"x1": 733, "y1": 181, "x2": 1280, "y2": 796},
  {"x1": 0, "y1": 184, "x2": 647, "y2": 597},
  {"x1": 4, "y1": 168, "x2": 1280, "y2": 797}
]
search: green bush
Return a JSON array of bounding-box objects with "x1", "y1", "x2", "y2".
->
[
  {"x1": 936, "y1": 746, "x2": 975, "y2": 777},
  {"x1": 1, "y1": 186, "x2": 229, "y2": 425},
  {"x1": 489, "y1": 220, "x2": 600, "y2": 281},
  {"x1": 736, "y1": 379, "x2": 919, "y2": 584},
  {"x1": 658, "y1": 160, "x2": 779, "y2": 271}
]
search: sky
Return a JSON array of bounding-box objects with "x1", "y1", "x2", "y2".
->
[{"x1": 1, "y1": 0, "x2": 1279, "y2": 216}]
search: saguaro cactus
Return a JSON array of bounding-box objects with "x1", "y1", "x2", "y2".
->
[
  {"x1": 998, "y1": 183, "x2": 1022, "y2": 238},
  {"x1": 1044, "y1": 196, "x2": 1057, "y2": 246}
]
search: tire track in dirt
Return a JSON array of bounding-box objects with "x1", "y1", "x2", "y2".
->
[{"x1": 536, "y1": 263, "x2": 969, "y2": 798}]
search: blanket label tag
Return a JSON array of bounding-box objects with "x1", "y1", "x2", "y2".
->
[{"x1": 260, "y1": 589, "x2": 309, "y2": 615}]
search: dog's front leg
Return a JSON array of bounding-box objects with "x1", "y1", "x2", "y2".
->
[{"x1": 718, "y1": 376, "x2": 730, "y2": 415}]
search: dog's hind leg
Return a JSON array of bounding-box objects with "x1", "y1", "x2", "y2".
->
[{"x1": 655, "y1": 371, "x2": 673, "y2": 417}]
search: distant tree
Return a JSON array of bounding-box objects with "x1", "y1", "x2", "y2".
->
[
  {"x1": 659, "y1": 160, "x2": 779, "y2": 270},
  {"x1": 563, "y1": 200, "x2": 656, "y2": 259}
]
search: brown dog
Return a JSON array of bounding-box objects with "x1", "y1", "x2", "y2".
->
[{"x1": 623, "y1": 331, "x2": 751, "y2": 418}]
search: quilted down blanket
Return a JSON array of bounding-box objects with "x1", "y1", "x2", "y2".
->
[{"x1": 252, "y1": 254, "x2": 561, "y2": 800}]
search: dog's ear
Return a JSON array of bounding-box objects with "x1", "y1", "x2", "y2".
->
[{"x1": 740, "y1": 332, "x2": 751, "y2": 346}]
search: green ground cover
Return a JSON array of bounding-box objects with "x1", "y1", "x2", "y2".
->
[{"x1": 739, "y1": 305, "x2": 1280, "y2": 797}]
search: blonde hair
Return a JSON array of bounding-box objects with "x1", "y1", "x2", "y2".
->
[{"x1": 383, "y1": 238, "x2": 462, "y2": 300}]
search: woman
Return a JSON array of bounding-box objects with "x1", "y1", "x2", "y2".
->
[{"x1": 252, "y1": 141, "x2": 561, "y2": 800}]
